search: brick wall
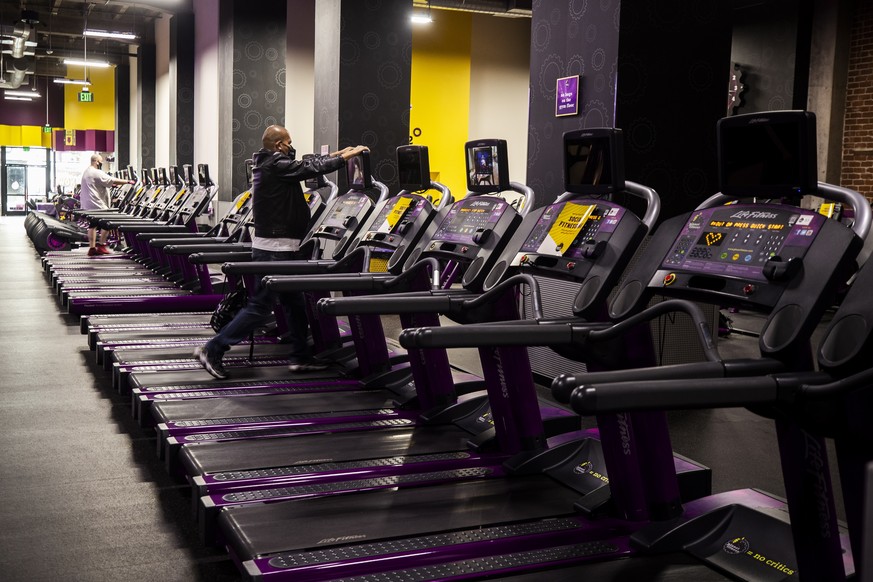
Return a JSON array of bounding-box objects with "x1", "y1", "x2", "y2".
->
[{"x1": 841, "y1": 0, "x2": 873, "y2": 200}]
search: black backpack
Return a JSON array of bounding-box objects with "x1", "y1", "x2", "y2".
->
[{"x1": 210, "y1": 287, "x2": 247, "y2": 332}]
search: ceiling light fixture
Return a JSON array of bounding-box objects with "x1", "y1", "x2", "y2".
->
[
  {"x1": 84, "y1": 29, "x2": 137, "y2": 40},
  {"x1": 63, "y1": 58, "x2": 111, "y2": 68},
  {"x1": 5, "y1": 96, "x2": 33, "y2": 101},
  {"x1": 411, "y1": 0, "x2": 433, "y2": 24},
  {"x1": 5, "y1": 90, "x2": 41, "y2": 98},
  {"x1": 53, "y1": 78, "x2": 92, "y2": 86}
]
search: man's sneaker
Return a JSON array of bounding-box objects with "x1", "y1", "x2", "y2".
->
[
  {"x1": 288, "y1": 359, "x2": 329, "y2": 373},
  {"x1": 95, "y1": 244, "x2": 112, "y2": 255},
  {"x1": 87, "y1": 247, "x2": 99, "y2": 256},
  {"x1": 194, "y1": 345, "x2": 228, "y2": 379}
]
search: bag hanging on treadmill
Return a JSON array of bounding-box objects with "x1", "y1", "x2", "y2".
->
[{"x1": 210, "y1": 287, "x2": 247, "y2": 332}]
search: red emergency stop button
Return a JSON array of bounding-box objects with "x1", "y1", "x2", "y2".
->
[
  {"x1": 743, "y1": 284, "x2": 756, "y2": 296},
  {"x1": 663, "y1": 273, "x2": 677, "y2": 286}
]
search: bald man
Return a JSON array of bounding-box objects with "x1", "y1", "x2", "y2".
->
[
  {"x1": 195, "y1": 125, "x2": 368, "y2": 378},
  {"x1": 80, "y1": 153, "x2": 133, "y2": 255}
]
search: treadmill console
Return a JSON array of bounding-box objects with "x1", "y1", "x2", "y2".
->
[
  {"x1": 653, "y1": 204, "x2": 826, "y2": 307},
  {"x1": 515, "y1": 201, "x2": 626, "y2": 267},
  {"x1": 314, "y1": 193, "x2": 372, "y2": 240},
  {"x1": 409, "y1": 195, "x2": 522, "y2": 289},
  {"x1": 359, "y1": 194, "x2": 428, "y2": 247}
]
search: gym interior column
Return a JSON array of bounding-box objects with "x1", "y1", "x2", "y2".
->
[
  {"x1": 527, "y1": 0, "x2": 730, "y2": 218},
  {"x1": 171, "y1": 12, "x2": 196, "y2": 168},
  {"x1": 115, "y1": 64, "x2": 130, "y2": 169},
  {"x1": 218, "y1": 0, "x2": 287, "y2": 198},
  {"x1": 615, "y1": 0, "x2": 731, "y2": 220},
  {"x1": 526, "y1": 0, "x2": 621, "y2": 203},
  {"x1": 138, "y1": 44, "x2": 157, "y2": 171},
  {"x1": 314, "y1": 0, "x2": 412, "y2": 191}
]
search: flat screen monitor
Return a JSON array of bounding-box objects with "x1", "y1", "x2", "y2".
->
[
  {"x1": 245, "y1": 159, "x2": 254, "y2": 188},
  {"x1": 346, "y1": 150, "x2": 373, "y2": 190},
  {"x1": 182, "y1": 164, "x2": 195, "y2": 186},
  {"x1": 198, "y1": 164, "x2": 213, "y2": 187},
  {"x1": 466, "y1": 139, "x2": 509, "y2": 193},
  {"x1": 563, "y1": 128, "x2": 625, "y2": 194},
  {"x1": 718, "y1": 110, "x2": 817, "y2": 197},
  {"x1": 397, "y1": 145, "x2": 430, "y2": 192}
]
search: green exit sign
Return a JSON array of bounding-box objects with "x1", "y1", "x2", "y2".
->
[
  {"x1": 43, "y1": 125, "x2": 51, "y2": 133},
  {"x1": 78, "y1": 91, "x2": 94, "y2": 102}
]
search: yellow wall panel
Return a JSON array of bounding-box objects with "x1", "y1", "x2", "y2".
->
[
  {"x1": 410, "y1": 10, "x2": 472, "y2": 198},
  {"x1": 64, "y1": 65, "x2": 116, "y2": 130}
]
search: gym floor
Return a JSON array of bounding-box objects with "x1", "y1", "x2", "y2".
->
[{"x1": 0, "y1": 215, "x2": 846, "y2": 581}]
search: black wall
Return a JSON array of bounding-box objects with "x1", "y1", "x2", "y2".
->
[
  {"x1": 316, "y1": 0, "x2": 412, "y2": 191},
  {"x1": 527, "y1": 0, "x2": 621, "y2": 202},
  {"x1": 138, "y1": 44, "x2": 156, "y2": 170},
  {"x1": 229, "y1": 0, "x2": 288, "y2": 196},
  {"x1": 171, "y1": 12, "x2": 196, "y2": 168},
  {"x1": 116, "y1": 65, "x2": 130, "y2": 169},
  {"x1": 617, "y1": 0, "x2": 732, "y2": 220}
]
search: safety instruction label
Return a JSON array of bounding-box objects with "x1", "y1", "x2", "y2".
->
[{"x1": 536, "y1": 202, "x2": 595, "y2": 256}]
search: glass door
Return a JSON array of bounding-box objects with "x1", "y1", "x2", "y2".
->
[{"x1": 4, "y1": 164, "x2": 27, "y2": 215}]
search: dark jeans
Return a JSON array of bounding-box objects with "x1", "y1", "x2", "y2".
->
[{"x1": 205, "y1": 248, "x2": 311, "y2": 363}]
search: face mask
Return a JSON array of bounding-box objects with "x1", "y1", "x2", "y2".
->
[{"x1": 288, "y1": 146, "x2": 296, "y2": 161}]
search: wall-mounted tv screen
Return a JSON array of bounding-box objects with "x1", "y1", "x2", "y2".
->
[
  {"x1": 563, "y1": 128, "x2": 625, "y2": 194},
  {"x1": 718, "y1": 110, "x2": 817, "y2": 197},
  {"x1": 465, "y1": 139, "x2": 509, "y2": 193}
]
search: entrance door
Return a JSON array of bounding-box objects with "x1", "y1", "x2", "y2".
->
[{"x1": 4, "y1": 164, "x2": 27, "y2": 215}]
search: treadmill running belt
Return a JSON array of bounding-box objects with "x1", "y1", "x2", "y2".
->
[
  {"x1": 182, "y1": 424, "x2": 475, "y2": 476},
  {"x1": 133, "y1": 363, "x2": 343, "y2": 390},
  {"x1": 220, "y1": 475, "x2": 581, "y2": 559}
]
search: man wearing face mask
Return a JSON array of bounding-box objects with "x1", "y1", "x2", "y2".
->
[{"x1": 196, "y1": 124, "x2": 368, "y2": 378}]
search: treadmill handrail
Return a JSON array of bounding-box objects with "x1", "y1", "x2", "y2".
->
[
  {"x1": 399, "y1": 299, "x2": 716, "y2": 356},
  {"x1": 551, "y1": 357, "x2": 785, "y2": 403},
  {"x1": 568, "y1": 369, "x2": 829, "y2": 415}
]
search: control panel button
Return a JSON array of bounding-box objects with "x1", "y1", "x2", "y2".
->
[{"x1": 663, "y1": 273, "x2": 677, "y2": 286}]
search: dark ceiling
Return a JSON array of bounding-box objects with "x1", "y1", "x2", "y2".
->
[{"x1": 1, "y1": 0, "x2": 189, "y2": 80}]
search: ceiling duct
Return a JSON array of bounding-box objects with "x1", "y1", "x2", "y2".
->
[{"x1": 0, "y1": 14, "x2": 37, "y2": 89}]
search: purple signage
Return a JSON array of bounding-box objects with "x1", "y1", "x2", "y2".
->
[{"x1": 556, "y1": 75, "x2": 579, "y2": 117}]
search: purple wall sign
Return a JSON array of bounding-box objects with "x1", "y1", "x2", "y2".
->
[{"x1": 555, "y1": 75, "x2": 580, "y2": 117}]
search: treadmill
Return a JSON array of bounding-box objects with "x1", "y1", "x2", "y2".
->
[
  {"x1": 82, "y1": 170, "x2": 335, "y2": 358},
  {"x1": 143, "y1": 141, "x2": 527, "y2": 464},
  {"x1": 181, "y1": 131, "x2": 707, "y2": 541},
  {"x1": 215, "y1": 112, "x2": 868, "y2": 581},
  {"x1": 85, "y1": 153, "x2": 382, "y2": 356},
  {"x1": 117, "y1": 147, "x2": 445, "y2": 402}
]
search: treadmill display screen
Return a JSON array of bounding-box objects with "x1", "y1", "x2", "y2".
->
[
  {"x1": 661, "y1": 204, "x2": 825, "y2": 281},
  {"x1": 718, "y1": 111, "x2": 816, "y2": 197},
  {"x1": 365, "y1": 195, "x2": 426, "y2": 235},
  {"x1": 519, "y1": 201, "x2": 626, "y2": 260},
  {"x1": 433, "y1": 198, "x2": 507, "y2": 244},
  {"x1": 321, "y1": 193, "x2": 370, "y2": 228},
  {"x1": 465, "y1": 140, "x2": 509, "y2": 193}
]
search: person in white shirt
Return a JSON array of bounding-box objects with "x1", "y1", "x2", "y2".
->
[{"x1": 80, "y1": 154, "x2": 133, "y2": 255}]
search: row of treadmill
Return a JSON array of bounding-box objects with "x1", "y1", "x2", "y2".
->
[{"x1": 39, "y1": 111, "x2": 872, "y2": 581}]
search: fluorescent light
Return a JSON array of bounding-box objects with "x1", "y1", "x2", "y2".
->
[
  {"x1": 5, "y1": 96, "x2": 33, "y2": 101},
  {"x1": 54, "y1": 78, "x2": 92, "y2": 86},
  {"x1": 63, "y1": 58, "x2": 111, "y2": 68},
  {"x1": 411, "y1": 13, "x2": 433, "y2": 23},
  {"x1": 84, "y1": 29, "x2": 137, "y2": 40},
  {"x1": 5, "y1": 90, "x2": 41, "y2": 98}
]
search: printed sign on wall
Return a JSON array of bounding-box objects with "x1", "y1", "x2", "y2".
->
[{"x1": 556, "y1": 75, "x2": 580, "y2": 117}]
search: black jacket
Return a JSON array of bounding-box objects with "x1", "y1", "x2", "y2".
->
[{"x1": 252, "y1": 149, "x2": 346, "y2": 239}]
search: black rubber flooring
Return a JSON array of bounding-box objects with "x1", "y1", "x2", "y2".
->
[{"x1": 0, "y1": 216, "x2": 847, "y2": 581}]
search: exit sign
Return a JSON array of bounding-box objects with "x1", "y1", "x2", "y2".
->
[
  {"x1": 43, "y1": 125, "x2": 51, "y2": 133},
  {"x1": 78, "y1": 91, "x2": 94, "y2": 102}
]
